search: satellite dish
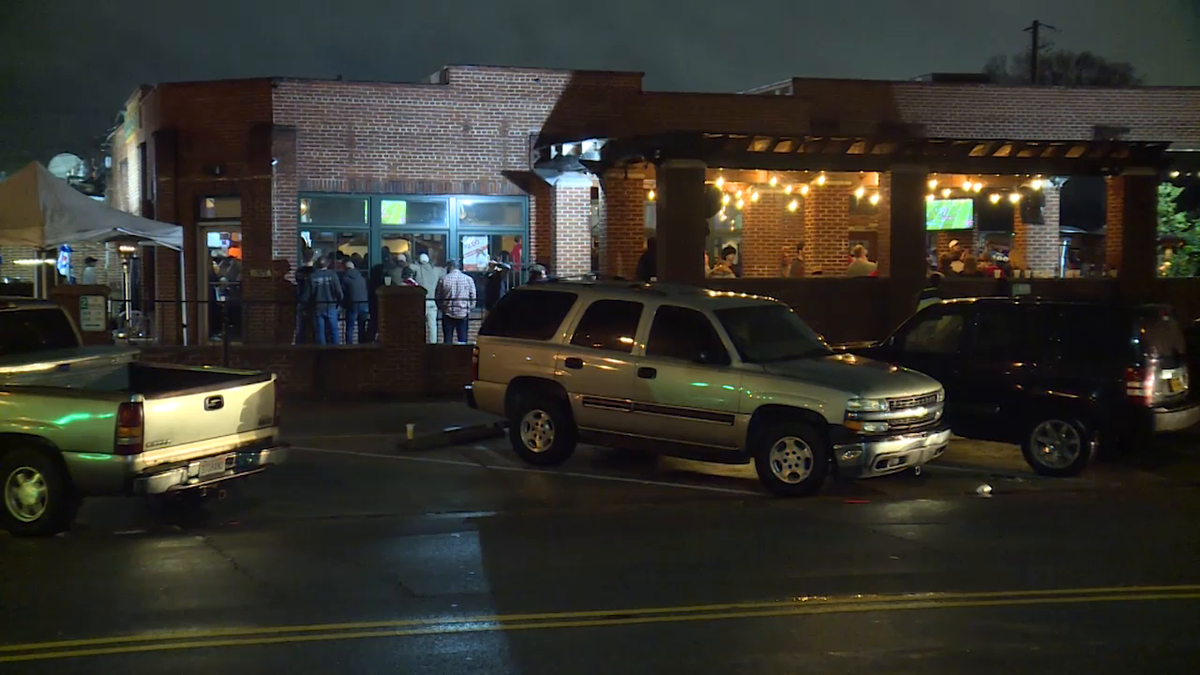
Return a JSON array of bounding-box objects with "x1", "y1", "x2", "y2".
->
[{"x1": 47, "y1": 153, "x2": 88, "y2": 181}]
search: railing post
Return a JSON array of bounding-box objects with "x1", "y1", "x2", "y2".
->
[{"x1": 221, "y1": 300, "x2": 231, "y2": 367}]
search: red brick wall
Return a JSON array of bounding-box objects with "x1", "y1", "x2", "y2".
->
[
  {"x1": 550, "y1": 178, "x2": 593, "y2": 278},
  {"x1": 600, "y1": 168, "x2": 646, "y2": 279},
  {"x1": 1105, "y1": 176, "x2": 1125, "y2": 271},
  {"x1": 740, "y1": 192, "x2": 799, "y2": 278}
]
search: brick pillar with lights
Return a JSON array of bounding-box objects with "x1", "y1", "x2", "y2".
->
[
  {"x1": 887, "y1": 166, "x2": 928, "y2": 329},
  {"x1": 740, "y1": 190, "x2": 796, "y2": 277},
  {"x1": 655, "y1": 159, "x2": 708, "y2": 285},
  {"x1": 548, "y1": 173, "x2": 593, "y2": 279},
  {"x1": 600, "y1": 167, "x2": 646, "y2": 280},
  {"x1": 1104, "y1": 175, "x2": 1125, "y2": 272},
  {"x1": 1012, "y1": 183, "x2": 1061, "y2": 276}
]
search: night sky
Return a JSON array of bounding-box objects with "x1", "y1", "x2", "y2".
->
[{"x1": 2, "y1": 0, "x2": 1198, "y2": 174}]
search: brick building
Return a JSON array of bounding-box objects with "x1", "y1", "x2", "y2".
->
[{"x1": 102, "y1": 65, "x2": 1200, "y2": 354}]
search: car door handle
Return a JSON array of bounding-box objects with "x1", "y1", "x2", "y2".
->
[
  {"x1": 204, "y1": 396, "x2": 224, "y2": 411},
  {"x1": 564, "y1": 357, "x2": 584, "y2": 370},
  {"x1": 637, "y1": 367, "x2": 657, "y2": 380}
]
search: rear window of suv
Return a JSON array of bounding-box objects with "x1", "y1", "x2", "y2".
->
[
  {"x1": 1134, "y1": 308, "x2": 1187, "y2": 366},
  {"x1": 479, "y1": 290, "x2": 578, "y2": 341}
]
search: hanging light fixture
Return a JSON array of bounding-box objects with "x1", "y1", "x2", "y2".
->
[
  {"x1": 787, "y1": 199, "x2": 799, "y2": 212},
  {"x1": 1031, "y1": 178, "x2": 1044, "y2": 190},
  {"x1": 799, "y1": 184, "x2": 810, "y2": 196},
  {"x1": 925, "y1": 194, "x2": 935, "y2": 202},
  {"x1": 769, "y1": 175, "x2": 778, "y2": 187},
  {"x1": 854, "y1": 186, "x2": 866, "y2": 199},
  {"x1": 972, "y1": 182, "x2": 983, "y2": 192},
  {"x1": 735, "y1": 198, "x2": 745, "y2": 210},
  {"x1": 928, "y1": 178, "x2": 938, "y2": 190},
  {"x1": 784, "y1": 184, "x2": 793, "y2": 194},
  {"x1": 750, "y1": 191, "x2": 760, "y2": 202},
  {"x1": 815, "y1": 173, "x2": 827, "y2": 186},
  {"x1": 941, "y1": 188, "x2": 951, "y2": 198},
  {"x1": 715, "y1": 176, "x2": 725, "y2": 188},
  {"x1": 989, "y1": 193, "x2": 1001, "y2": 204},
  {"x1": 1008, "y1": 192, "x2": 1021, "y2": 203},
  {"x1": 869, "y1": 192, "x2": 881, "y2": 205},
  {"x1": 722, "y1": 193, "x2": 731, "y2": 205},
  {"x1": 647, "y1": 189, "x2": 656, "y2": 201}
]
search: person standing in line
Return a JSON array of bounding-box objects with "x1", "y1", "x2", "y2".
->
[
  {"x1": 80, "y1": 256, "x2": 99, "y2": 285},
  {"x1": 341, "y1": 259, "x2": 369, "y2": 344},
  {"x1": 435, "y1": 260, "x2": 476, "y2": 345},
  {"x1": 305, "y1": 256, "x2": 344, "y2": 345},
  {"x1": 786, "y1": 242, "x2": 806, "y2": 278},
  {"x1": 526, "y1": 263, "x2": 547, "y2": 284},
  {"x1": 411, "y1": 251, "x2": 444, "y2": 343},
  {"x1": 294, "y1": 255, "x2": 315, "y2": 343},
  {"x1": 636, "y1": 237, "x2": 658, "y2": 282}
]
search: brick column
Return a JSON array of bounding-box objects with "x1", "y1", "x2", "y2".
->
[
  {"x1": 600, "y1": 168, "x2": 644, "y2": 279},
  {"x1": 376, "y1": 285, "x2": 428, "y2": 392},
  {"x1": 153, "y1": 248, "x2": 182, "y2": 345},
  {"x1": 1105, "y1": 176, "x2": 1125, "y2": 271},
  {"x1": 741, "y1": 191, "x2": 798, "y2": 278},
  {"x1": 655, "y1": 159, "x2": 707, "y2": 285},
  {"x1": 1116, "y1": 171, "x2": 1159, "y2": 300},
  {"x1": 888, "y1": 166, "x2": 928, "y2": 330},
  {"x1": 548, "y1": 173, "x2": 593, "y2": 279},
  {"x1": 527, "y1": 179, "x2": 552, "y2": 267},
  {"x1": 1012, "y1": 184, "x2": 1060, "y2": 276},
  {"x1": 874, "y1": 173, "x2": 893, "y2": 276},
  {"x1": 271, "y1": 126, "x2": 299, "y2": 270},
  {"x1": 803, "y1": 182, "x2": 851, "y2": 275}
]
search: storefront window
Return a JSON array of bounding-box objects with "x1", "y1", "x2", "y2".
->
[
  {"x1": 381, "y1": 232, "x2": 447, "y2": 265},
  {"x1": 459, "y1": 200, "x2": 522, "y2": 227},
  {"x1": 707, "y1": 210, "x2": 743, "y2": 277},
  {"x1": 380, "y1": 199, "x2": 447, "y2": 226},
  {"x1": 300, "y1": 230, "x2": 370, "y2": 269},
  {"x1": 460, "y1": 234, "x2": 523, "y2": 272},
  {"x1": 200, "y1": 197, "x2": 241, "y2": 221},
  {"x1": 300, "y1": 197, "x2": 368, "y2": 225}
]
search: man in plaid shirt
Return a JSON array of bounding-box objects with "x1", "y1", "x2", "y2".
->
[{"x1": 435, "y1": 260, "x2": 477, "y2": 344}]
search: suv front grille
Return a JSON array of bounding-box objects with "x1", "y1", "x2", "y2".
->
[
  {"x1": 888, "y1": 411, "x2": 941, "y2": 432},
  {"x1": 887, "y1": 392, "x2": 939, "y2": 411}
]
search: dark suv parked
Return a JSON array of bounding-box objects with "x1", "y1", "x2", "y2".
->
[{"x1": 850, "y1": 298, "x2": 1199, "y2": 476}]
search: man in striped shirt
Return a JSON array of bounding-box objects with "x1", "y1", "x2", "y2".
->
[{"x1": 435, "y1": 260, "x2": 477, "y2": 344}]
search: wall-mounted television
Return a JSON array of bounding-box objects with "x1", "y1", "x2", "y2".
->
[{"x1": 926, "y1": 198, "x2": 975, "y2": 231}]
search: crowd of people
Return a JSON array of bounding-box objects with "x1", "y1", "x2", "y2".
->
[{"x1": 290, "y1": 246, "x2": 547, "y2": 346}]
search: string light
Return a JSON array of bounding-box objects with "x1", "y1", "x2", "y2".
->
[
  {"x1": 735, "y1": 198, "x2": 745, "y2": 210},
  {"x1": 854, "y1": 186, "x2": 865, "y2": 199},
  {"x1": 647, "y1": 189, "x2": 656, "y2": 201},
  {"x1": 972, "y1": 182, "x2": 983, "y2": 192},
  {"x1": 715, "y1": 176, "x2": 725, "y2": 188},
  {"x1": 1031, "y1": 178, "x2": 1044, "y2": 190},
  {"x1": 799, "y1": 184, "x2": 810, "y2": 195},
  {"x1": 1008, "y1": 192, "x2": 1021, "y2": 203},
  {"x1": 784, "y1": 184, "x2": 794, "y2": 194},
  {"x1": 787, "y1": 199, "x2": 799, "y2": 212},
  {"x1": 722, "y1": 193, "x2": 731, "y2": 205},
  {"x1": 962, "y1": 178, "x2": 973, "y2": 191},
  {"x1": 989, "y1": 193, "x2": 1001, "y2": 204},
  {"x1": 769, "y1": 175, "x2": 778, "y2": 186},
  {"x1": 816, "y1": 173, "x2": 827, "y2": 186},
  {"x1": 941, "y1": 188, "x2": 951, "y2": 198},
  {"x1": 928, "y1": 178, "x2": 938, "y2": 190},
  {"x1": 869, "y1": 192, "x2": 881, "y2": 205},
  {"x1": 750, "y1": 191, "x2": 760, "y2": 202},
  {"x1": 736, "y1": 189, "x2": 743, "y2": 198},
  {"x1": 925, "y1": 194, "x2": 935, "y2": 202},
  {"x1": 1169, "y1": 170, "x2": 1180, "y2": 179}
]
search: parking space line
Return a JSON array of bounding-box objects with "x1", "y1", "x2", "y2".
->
[{"x1": 292, "y1": 446, "x2": 762, "y2": 497}]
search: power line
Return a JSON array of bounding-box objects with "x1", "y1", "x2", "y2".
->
[{"x1": 1022, "y1": 19, "x2": 1059, "y2": 84}]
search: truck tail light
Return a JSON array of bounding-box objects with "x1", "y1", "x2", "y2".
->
[
  {"x1": 471, "y1": 345, "x2": 480, "y2": 381},
  {"x1": 1125, "y1": 365, "x2": 1155, "y2": 406},
  {"x1": 273, "y1": 380, "x2": 281, "y2": 426},
  {"x1": 115, "y1": 402, "x2": 144, "y2": 455}
]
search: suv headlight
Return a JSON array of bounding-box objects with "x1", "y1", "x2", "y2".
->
[{"x1": 846, "y1": 398, "x2": 889, "y2": 412}]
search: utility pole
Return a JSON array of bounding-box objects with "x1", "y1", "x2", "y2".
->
[{"x1": 1023, "y1": 19, "x2": 1058, "y2": 84}]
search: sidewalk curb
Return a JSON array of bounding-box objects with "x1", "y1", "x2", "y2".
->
[{"x1": 396, "y1": 422, "x2": 507, "y2": 451}]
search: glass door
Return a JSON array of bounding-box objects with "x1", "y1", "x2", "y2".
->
[{"x1": 198, "y1": 225, "x2": 242, "y2": 343}]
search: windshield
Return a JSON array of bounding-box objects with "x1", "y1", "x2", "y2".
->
[{"x1": 714, "y1": 304, "x2": 831, "y2": 364}]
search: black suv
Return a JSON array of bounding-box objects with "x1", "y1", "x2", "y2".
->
[{"x1": 850, "y1": 298, "x2": 1199, "y2": 476}]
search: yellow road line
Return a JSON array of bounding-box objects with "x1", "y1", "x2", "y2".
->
[
  {"x1": 3, "y1": 590, "x2": 1198, "y2": 664},
  {"x1": 4, "y1": 584, "x2": 1199, "y2": 654}
]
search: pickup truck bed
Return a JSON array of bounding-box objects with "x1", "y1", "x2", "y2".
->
[{"x1": 1, "y1": 302, "x2": 286, "y2": 536}]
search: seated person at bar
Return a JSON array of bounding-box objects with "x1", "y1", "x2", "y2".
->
[
  {"x1": 721, "y1": 245, "x2": 742, "y2": 278},
  {"x1": 846, "y1": 245, "x2": 878, "y2": 277},
  {"x1": 706, "y1": 250, "x2": 735, "y2": 278}
]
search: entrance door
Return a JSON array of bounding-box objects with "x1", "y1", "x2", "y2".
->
[{"x1": 198, "y1": 225, "x2": 242, "y2": 343}]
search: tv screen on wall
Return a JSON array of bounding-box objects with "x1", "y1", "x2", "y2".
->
[{"x1": 926, "y1": 198, "x2": 975, "y2": 231}]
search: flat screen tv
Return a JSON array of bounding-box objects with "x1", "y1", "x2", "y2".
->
[{"x1": 926, "y1": 198, "x2": 974, "y2": 231}]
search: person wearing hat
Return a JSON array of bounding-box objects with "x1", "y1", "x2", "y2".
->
[
  {"x1": 939, "y1": 240, "x2": 961, "y2": 275},
  {"x1": 483, "y1": 254, "x2": 512, "y2": 311},
  {"x1": 80, "y1": 256, "x2": 99, "y2": 285}
]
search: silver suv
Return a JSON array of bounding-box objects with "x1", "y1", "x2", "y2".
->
[{"x1": 466, "y1": 282, "x2": 951, "y2": 496}]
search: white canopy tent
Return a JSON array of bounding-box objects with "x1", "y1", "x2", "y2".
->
[{"x1": 0, "y1": 162, "x2": 182, "y2": 250}]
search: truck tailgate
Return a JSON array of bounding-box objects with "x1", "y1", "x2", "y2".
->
[{"x1": 141, "y1": 376, "x2": 276, "y2": 460}]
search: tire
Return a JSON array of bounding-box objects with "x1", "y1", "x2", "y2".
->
[
  {"x1": 508, "y1": 393, "x2": 577, "y2": 466},
  {"x1": 753, "y1": 422, "x2": 830, "y2": 497},
  {"x1": 1021, "y1": 417, "x2": 1093, "y2": 477},
  {"x1": 1, "y1": 447, "x2": 80, "y2": 537}
]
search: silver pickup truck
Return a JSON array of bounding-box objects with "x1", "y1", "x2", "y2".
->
[{"x1": 1, "y1": 300, "x2": 287, "y2": 536}]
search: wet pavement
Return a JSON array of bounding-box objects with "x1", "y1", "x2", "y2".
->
[{"x1": 3, "y1": 399, "x2": 1200, "y2": 673}]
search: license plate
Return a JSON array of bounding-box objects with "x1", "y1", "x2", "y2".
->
[{"x1": 196, "y1": 455, "x2": 230, "y2": 477}]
